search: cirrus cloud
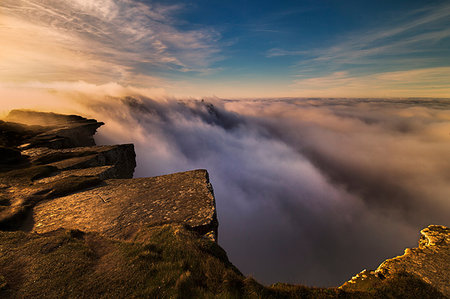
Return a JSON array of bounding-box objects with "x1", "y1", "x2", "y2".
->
[{"x1": 0, "y1": 0, "x2": 221, "y2": 85}]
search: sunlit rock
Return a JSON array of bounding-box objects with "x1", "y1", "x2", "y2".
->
[
  {"x1": 31, "y1": 169, "x2": 218, "y2": 241},
  {"x1": 0, "y1": 110, "x2": 216, "y2": 242},
  {"x1": 341, "y1": 225, "x2": 449, "y2": 297}
]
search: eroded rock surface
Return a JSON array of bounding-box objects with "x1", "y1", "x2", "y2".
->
[
  {"x1": 341, "y1": 225, "x2": 449, "y2": 297},
  {"x1": 0, "y1": 110, "x2": 217, "y2": 242},
  {"x1": 31, "y1": 170, "x2": 218, "y2": 241},
  {"x1": 21, "y1": 144, "x2": 136, "y2": 178}
]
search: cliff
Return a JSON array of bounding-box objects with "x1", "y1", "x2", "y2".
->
[
  {"x1": 0, "y1": 110, "x2": 448, "y2": 298},
  {"x1": 0, "y1": 110, "x2": 136, "y2": 231},
  {"x1": 341, "y1": 225, "x2": 450, "y2": 297},
  {"x1": 0, "y1": 110, "x2": 217, "y2": 241}
]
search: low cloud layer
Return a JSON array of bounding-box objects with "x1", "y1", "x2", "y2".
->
[
  {"x1": 78, "y1": 95, "x2": 449, "y2": 286},
  {"x1": 3, "y1": 91, "x2": 449, "y2": 286}
]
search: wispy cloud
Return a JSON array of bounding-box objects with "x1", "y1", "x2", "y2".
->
[
  {"x1": 266, "y1": 48, "x2": 307, "y2": 57},
  {"x1": 265, "y1": 3, "x2": 450, "y2": 97},
  {"x1": 0, "y1": 0, "x2": 221, "y2": 85},
  {"x1": 267, "y1": 3, "x2": 450, "y2": 89},
  {"x1": 291, "y1": 67, "x2": 450, "y2": 97},
  {"x1": 268, "y1": 3, "x2": 450, "y2": 63}
]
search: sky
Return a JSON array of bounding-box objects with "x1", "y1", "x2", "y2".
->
[
  {"x1": 1, "y1": 0, "x2": 450, "y2": 288},
  {"x1": 0, "y1": 0, "x2": 449, "y2": 98}
]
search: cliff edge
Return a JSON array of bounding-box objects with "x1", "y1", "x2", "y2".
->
[
  {"x1": 341, "y1": 225, "x2": 449, "y2": 297},
  {"x1": 0, "y1": 110, "x2": 447, "y2": 298},
  {"x1": 0, "y1": 110, "x2": 217, "y2": 241}
]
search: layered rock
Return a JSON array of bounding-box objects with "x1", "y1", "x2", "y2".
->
[
  {"x1": 341, "y1": 225, "x2": 449, "y2": 297},
  {"x1": 5, "y1": 109, "x2": 104, "y2": 149},
  {"x1": 0, "y1": 110, "x2": 217, "y2": 241},
  {"x1": 21, "y1": 145, "x2": 136, "y2": 179}
]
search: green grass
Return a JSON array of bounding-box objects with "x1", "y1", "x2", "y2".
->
[{"x1": 0, "y1": 225, "x2": 248, "y2": 298}]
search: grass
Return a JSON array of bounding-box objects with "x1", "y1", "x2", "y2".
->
[
  {"x1": 370, "y1": 272, "x2": 446, "y2": 298},
  {"x1": 0, "y1": 225, "x2": 249, "y2": 298},
  {"x1": 1, "y1": 224, "x2": 444, "y2": 298}
]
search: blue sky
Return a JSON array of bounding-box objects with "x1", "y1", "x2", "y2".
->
[
  {"x1": 0, "y1": 0, "x2": 449, "y2": 97},
  {"x1": 161, "y1": 0, "x2": 450, "y2": 96}
]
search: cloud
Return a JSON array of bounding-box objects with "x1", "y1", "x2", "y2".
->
[
  {"x1": 266, "y1": 48, "x2": 307, "y2": 57},
  {"x1": 0, "y1": 0, "x2": 221, "y2": 85},
  {"x1": 2, "y1": 89, "x2": 449, "y2": 286},
  {"x1": 269, "y1": 3, "x2": 450, "y2": 62},
  {"x1": 290, "y1": 67, "x2": 450, "y2": 97},
  {"x1": 226, "y1": 98, "x2": 450, "y2": 217},
  {"x1": 266, "y1": 2, "x2": 450, "y2": 97}
]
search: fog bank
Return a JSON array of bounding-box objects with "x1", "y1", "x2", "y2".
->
[{"x1": 3, "y1": 92, "x2": 449, "y2": 286}]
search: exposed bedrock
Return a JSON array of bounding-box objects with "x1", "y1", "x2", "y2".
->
[
  {"x1": 0, "y1": 110, "x2": 217, "y2": 241},
  {"x1": 5, "y1": 109, "x2": 104, "y2": 148},
  {"x1": 20, "y1": 145, "x2": 136, "y2": 179},
  {"x1": 31, "y1": 169, "x2": 218, "y2": 241},
  {"x1": 340, "y1": 225, "x2": 449, "y2": 297}
]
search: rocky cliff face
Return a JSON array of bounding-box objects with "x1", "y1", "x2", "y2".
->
[
  {"x1": 0, "y1": 111, "x2": 132, "y2": 231},
  {"x1": 340, "y1": 225, "x2": 450, "y2": 297},
  {"x1": 0, "y1": 110, "x2": 217, "y2": 241},
  {"x1": 0, "y1": 110, "x2": 447, "y2": 298},
  {"x1": 3, "y1": 110, "x2": 104, "y2": 149}
]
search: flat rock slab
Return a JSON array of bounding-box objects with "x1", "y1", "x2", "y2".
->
[
  {"x1": 31, "y1": 169, "x2": 218, "y2": 241},
  {"x1": 34, "y1": 166, "x2": 115, "y2": 184}
]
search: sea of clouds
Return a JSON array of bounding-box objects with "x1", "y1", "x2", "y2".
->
[
  {"x1": 84, "y1": 95, "x2": 449, "y2": 286},
  {"x1": 3, "y1": 92, "x2": 449, "y2": 286}
]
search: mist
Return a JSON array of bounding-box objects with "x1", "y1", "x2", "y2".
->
[{"x1": 4, "y1": 92, "x2": 450, "y2": 286}]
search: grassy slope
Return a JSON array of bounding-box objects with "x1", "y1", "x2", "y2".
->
[{"x1": 0, "y1": 225, "x2": 445, "y2": 299}]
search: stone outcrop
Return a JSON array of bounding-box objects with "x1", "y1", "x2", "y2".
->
[
  {"x1": 31, "y1": 170, "x2": 218, "y2": 241},
  {"x1": 0, "y1": 110, "x2": 217, "y2": 241},
  {"x1": 5, "y1": 109, "x2": 104, "y2": 149},
  {"x1": 340, "y1": 225, "x2": 449, "y2": 297},
  {"x1": 21, "y1": 145, "x2": 136, "y2": 179}
]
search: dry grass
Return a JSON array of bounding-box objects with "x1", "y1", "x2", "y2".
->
[{"x1": 1, "y1": 225, "x2": 444, "y2": 298}]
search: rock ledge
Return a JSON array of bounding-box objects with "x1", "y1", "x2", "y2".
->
[
  {"x1": 340, "y1": 224, "x2": 449, "y2": 297},
  {"x1": 0, "y1": 110, "x2": 218, "y2": 241}
]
